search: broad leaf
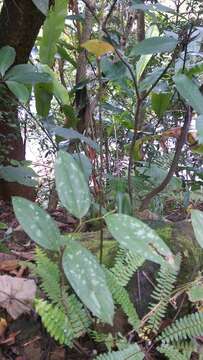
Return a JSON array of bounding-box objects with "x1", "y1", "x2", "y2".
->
[
  {"x1": 40, "y1": 0, "x2": 67, "y2": 67},
  {"x1": 131, "y1": 37, "x2": 178, "y2": 56},
  {"x1": 131, "y1": 3, "x2": 175, "y2": 14},
  {"x1": 191, "y1": 209, "x2": 203, "y2": 248},
  {"x1": 187, "y1": 284, "x2": 203, "y2": 302},
  {"x1": 32, "y1": 0, "x2": 49, "y2": 15},
  {"x1": 151, "y1": 92, "x2": 171, "y2": 117},
  {"x1": 62, "y1": 239, "x2": 114, "y2": 324},
  {"x1": 0, "y1": 165, "x2": 38, "y2": 187},
  {"x1": 136, "y1": 24, "x2": 159, "y2": 81},
  {"x1": 12, "y1": 197, "x2": 60, "y2": 251},
  {"x1": 0, "y1": 46, "x2": 15, "y2": 77},
  {"x1": 82, "y1": 39, "x2": 114, "y2": 57},
  {"x1": 105, "y1": 214, "x2": 176, "y2": 267},
  {"x1": 5, "y1": 64, "x2": 51, "y2": 84},
  {"x1": 196, "y1": 115, "x2": 203, "y2": 144},
  {"x1": 55, "y1": 151, "x2": 91, "y2": 219},
  {"x1": 53, "y1": 126, "x2": 99, "y2": 151},
  {"x1": 6, "y1": 81, "x2": 29, "y2": 104},
  {"x1": 174, "y1": 74, "x2": 203, "y2": 114}
]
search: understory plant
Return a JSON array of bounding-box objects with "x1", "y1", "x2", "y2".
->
[{"x1": 12, "y1": 150, "x2": 203, "y2": 359}]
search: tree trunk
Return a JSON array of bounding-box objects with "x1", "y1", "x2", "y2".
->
[{"x1": 0, "y1": 0, "x2": 46, "y2": 201}]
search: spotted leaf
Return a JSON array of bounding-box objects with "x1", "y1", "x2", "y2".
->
[
  {"x1": 55, "y1": 151, "x2": 91, "y2": 219},
  {"x1": 105, "y1": 214, "x2": 176, "y2": 268},
  {"x1": 62, "y1": 239, "x2": 114, "y2": 324},
  {"x1": 12, "y1": 197, "x2": 60, "y2": 251}
]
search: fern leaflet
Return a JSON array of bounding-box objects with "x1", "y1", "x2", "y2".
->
[
  {"x1": 148, "y1": 255, "x2": 180, "y2": 332},
  {"x1": 158, "y1": 345, "x2": 189, "y2": 360},
  {"x1": 159, "y1": 311, "x2": 203, "y2": 344},
  {"x1": 111, "y1": 248, "x2": 145, "y2": 287},
  {"x1": 95, "y1": 343, "x2": 144, "y2": 360},
  {"x1": 105, "y1": 269, "x2": 140, "y2": 330}
]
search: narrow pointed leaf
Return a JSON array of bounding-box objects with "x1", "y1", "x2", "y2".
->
[
  {"x1": 62, "y1": 239, "x2": 114, "y2": 324},
  {"x1": 55, "y1": 151, "x2": 90, "y2": 219},
  {"x1": 105, "y1": 214, "x2": 176, "y2": 267},
  {"x1": 174, "y1": 74, "x2": 203, "y2": 114},
  {"x1": 0, "y1": 46, "x2": 16, "y2": 77},
  {"x1": 32, "y1": 0, "x2": 49, "y2": 15},
  {"x1": 12, "y1": 197, "x2": 60, "y2": 251}
]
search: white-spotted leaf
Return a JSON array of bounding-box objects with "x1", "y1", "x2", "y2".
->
[
  {"x1": 0, "y1": 46, "x2": 16, "y2": 77},
  {"x1": 191, "y1": 209, "x2": 203, "y2": 249},
  {"x1": 105, "y1": 214, "x2": 176, "y2": 267},
  {"x1": 62, "y1": 240, "x2": 114, "y2": 324},
  {"x1": 55, "y1": 151, "x2": 91, "y2": 219},
  {"x1": 12, "y1": 197, "x2": 60, "y2": 251}
]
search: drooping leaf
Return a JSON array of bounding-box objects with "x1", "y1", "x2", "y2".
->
[
  {"x1": 5, "y1": 64, "x2": 51, "y2": 84},
  {"x1": 57, "y1": 45, "x2": 77, "y2": 68},
  {"x1": 105, "y1": 214, "x2": 176, "y2": 267},
  {"x1": 191, "y1": 209, "x2": 203, "y2": 249},
  {"x1": 62, "y1": 239, "x2": 114, "y2": 324},
  {"x1": 53, "y1": 126, "x2": 99, "y2": 151},
  {"x1": 12, "y1": 197, "x2": 60, "y2": 251},
  {"x1": 131, "y1": 36, "x2": 178, "y2": 56},
  {"x1": 40, "y1": 0, "x2": 67, "y2": 67},
  {"x1": 136, "y1": 24, "x2": 159, "y2": 81},
  {"x1": 174, "y1": 74, "x2": 203, "y2": 114},
  {"x1": 131, "y1": 2, "x2": 176, "y2": 14},
  {"x1": 81, "y1": 39, "x2": 114, "y2": 57},
  {"x1": 5, "y1": 81, "x2": 29, "y2": 104},
  {"x1": 151, "y1": 92, "x2": 171, "y2": 117},
  {"x1": 0, "y1": 46, "x2": 16, "y2": 77},
  {"x1": 32, "y1": 0, "x2": 49, "y2": 15},
  {"x1": 55, "y1": 151, "x2": 91, "y2": 219},
  {"x1": 34, "y1": 82, "x2": 53, "y2": 117},
  {"x1": 38, "y1": 65, "x2": 69, "y2": 105}
]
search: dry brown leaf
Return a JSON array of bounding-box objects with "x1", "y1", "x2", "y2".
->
[
  {"x1": 0, "y1": 318, "x2": 7, "y2": 337},
  {"x1": 0, "y1": 275, "x2": 36, "y2": 319}
]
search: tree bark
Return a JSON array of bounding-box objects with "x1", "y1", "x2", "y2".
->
[{"x1": 0, "y1": 0, "x2": 46, "y2": 201}]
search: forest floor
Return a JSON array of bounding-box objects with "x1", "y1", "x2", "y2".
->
[{"x1": 0, "y1": 199, "x2": 201, "y2": 360}]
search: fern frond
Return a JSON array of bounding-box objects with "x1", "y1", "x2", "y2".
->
[
  {"x1": 105, "y1": 269, "x2": 140, "y2": 330},
  {"x1": 159, "y1": 311, "x2": 203, "y2": 344},
  {"x1": 35, "y1": 298, "x2": 75, "y2": 346},
  {"x1": 34, "y1": 247, "x2": 61, "y2": 304},
  {"x1": 158, "y1": 345, "x2": 189, "y2": 360},
  {"x1": 148, "y1": 255, "x2": 181, "y2": 332},
  {"x1": 95, "y1": 343, "x2": 144, "y2": 360},
  {"x1": 35, "y1": 296, "x2": 90, "y2": 346},
  {"x1": 111, "y1": 248, "x2": 145, "y2": 287}
]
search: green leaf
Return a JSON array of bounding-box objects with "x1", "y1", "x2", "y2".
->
[
  {"x1": 105, "y1": 214, "x2": 176, "y2": 267},
  {"x1": 5, "y1": 64, "x2": 51, "y2": 84},
  {"x1": 196, "y1": 115, "x2": 203, "y2": 144},
  {"x1": 12, "y1": 197, "x2": 60, "y2": 251},
  {"x1": 38, "y1": 65, "x2": 69, "y2": 105},
  {"x1": 57, "y1": 46, "x2": 77, "y2": 68},
  {"x1": 0, "y1": 46, "x2": 16, "y2": 77},
  {"x1": 0, "y1": 165, "x2": 38, "y2": 187},
  {"x1": 187, "y1": 284, "x2": 203, "y2": 302},
  {"x1": 32, "y1": 0, "x2": 49, "y2": 15},
  {"x1": 40, "y1": 0, "x2": 67, "y2": 67},
  {"x1": 174, "y1": 74, "x2": 203, "y2": 114},
  {"x1": 34, "y1": 82, "x2": 53, "y2": 117},
  {"x1": 0, "y1": 223, "x2": 7, "y2": 230},
  {"x1": 95, "y1": 343, "x2": 144, "y2": 359},
  {"x1": 131, "y1": 37, "x2": 178, "y2": 56},
  {"x1": 55, "y1": 151, "x2": 91, "y2": 219},
  {"x1": 151, "y1": 92, "x2": 171, "y2": 117},
  {"x1": 131, "y1": 2, "x2": 176, "y2": 14},
  {"x1": 191, "y1": 209, "x2": 203, "y2": 248},
  {"x1": 6, "y1": 81, "x2": 29, "y2": 104},
  {"x1": 62, "y1": 239, "x2": 114, "y2": 324},
  {"x1": 53, "y1": 126, "x2": 99, "y2": 151},
  {"x1": 136, "y1": 24, "x2": 159, "y2": 81}
]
